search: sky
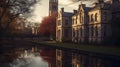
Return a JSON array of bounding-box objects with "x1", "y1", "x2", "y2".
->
[{"x1": 28, "y1": 0, "x2": 109, "y2": 23}]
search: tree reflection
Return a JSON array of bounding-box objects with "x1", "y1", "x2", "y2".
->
[{"x1": 39, "y1": 47, "x2": 56, "y2": 67}]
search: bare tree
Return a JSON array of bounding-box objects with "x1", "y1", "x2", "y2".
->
[{"x1": 0, "y1": 0, "x2": 40, "y2": 35}]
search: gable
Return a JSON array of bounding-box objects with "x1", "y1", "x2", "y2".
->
[
  {"x1": 57, "y1": 11, "x2": 62, "y2": 18},
  {"x1": 78, "y1": 5, "x2": 85, "y2": 13}
]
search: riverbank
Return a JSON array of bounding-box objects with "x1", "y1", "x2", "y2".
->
[
  {"x1": 1, "y1": 39, "x2": 120, "y2": 57},
  {"x1": 31, "y1": 40, "x2": 120, "y2": 57}
]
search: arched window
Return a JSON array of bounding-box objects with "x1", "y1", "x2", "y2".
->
[
  {"x1": 91, "y1": 14, "x2": 94, "y2": 21},
  {"x1": 95, "y1": 13, "x2": 98, "y2": 21}
]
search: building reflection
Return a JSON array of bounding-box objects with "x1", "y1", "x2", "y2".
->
[
  {"x1": 0, "y1": 47, "x2": 120, "y2": 67},
  {"x1": 56, "y1": 49, "x2": 120, "y2": 67},
  {"x1": 56, "y1": 49, "x2": 72, "y2": 67}
]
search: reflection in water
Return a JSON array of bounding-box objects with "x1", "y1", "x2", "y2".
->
[
  {"x1": 0, "y1": 46, "x2": 56, "y2": 67},
  {"x1": 10, "y1": 50, "x2": 49, "y2": 67},
  {"x1": 1, "y1": 46, "x2": 120, "y2": 67},
  {"x1": 39, "y1": 48, "x2": 56, "y2": 67},
  {"x1": 56, "y1": 49, "x2": 120, "y2": 67}
]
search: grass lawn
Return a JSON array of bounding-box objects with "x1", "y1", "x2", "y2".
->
[{"x1": 32, "y1": 40, "x2": 120, "y2": 56}]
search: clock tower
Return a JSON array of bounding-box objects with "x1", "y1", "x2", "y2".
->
[{"x1": 49, "y1": 0, "x2": 58, "y2": 16}]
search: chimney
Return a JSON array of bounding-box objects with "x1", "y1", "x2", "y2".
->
[
  {"x1": 73, "y1": 10, "x2": 77, "y2": 14},
  {"x1": 95, "y1": 2, "x2": 98, "y2": 6},
  {"x1": 98, "y1": 0, "x2": 104, "y2": 3}
]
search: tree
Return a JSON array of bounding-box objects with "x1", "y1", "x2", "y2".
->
[
  {"x1": 0, "y1": 0, "x2": 39, "y2": 36},
  {"x1": 38, "y1": 14, "x2": 56, "y2": 39}
]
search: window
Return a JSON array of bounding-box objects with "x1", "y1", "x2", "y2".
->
[
  {"x1": 76, "y1": 19, "x2": 77, "y2": 24},
  {"x1": 91, "y1": 26, "x2": 94, "y2": 37},
  {"x1": 77, "y1": 15, "x2": 80, "y2": 24},
  {"x1": 80, "y1": 28, "x2": 82, "y2": 37},
  {"x1": 73, "y1": 19, "x2": 76, "y2": 24},
  {"x1": 65, "y1": 19, "x2": 68, "y2": 25},
  {"x1": 72, "y1": 19, "x2": 74, "y2": 24},
  {"x1": 64, "y1": 29, "x2": 68, "y2": 37},
  {"x1": 57, "y1": 20, "x2": 61, "y2": 26},
  {"x1": 103, "y1": 12, "x2": 107, "y2": 21},
  {"x1": 91, "y1": 14, "x2": 94, "y2": 21},
  {"x1": 103, "y1": 26, "x2": 106, "y2": 36},
  {"x1": 81, "y1": 16, "x2": 84, "y2": 23},
  {"x1": 95, "y1": 13, "x2": 98, "y2": 21},
  {"x1": 95, "y1": 26, "x2": 98, "y2": 36},
  {"x1": 52, "y1": 5, "x2": 57, "y2": 10},
  {"x1": 73, "y1": 29, "x2": 75, "y2": 37},
  {"x1": 76, "y1": 30, "x2": 78, "y2": 37},
  {"x1": 80, "y1": 13, "x2": 82, "y2": 23}
]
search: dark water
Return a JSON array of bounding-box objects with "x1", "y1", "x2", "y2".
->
[
  {"x1": 0, "y1": 46, "x2": 56, "y2": 67},
  {"x1": 0, "y1": 43, "x2": 120, "y2": 67}
]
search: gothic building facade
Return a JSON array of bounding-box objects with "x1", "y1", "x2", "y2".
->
[
  {"x1": 72, "y1": 4, "x2": 91, "y2": 44},
  {"x1": 88, "y1": 2, "x2": 113, "y2": 44},
  {"x1": 56, "y1": 8, "x2": 73, "y2": 42},
  {"x1": 56, "y1": 0, "x2": 120, "y2": 44}
]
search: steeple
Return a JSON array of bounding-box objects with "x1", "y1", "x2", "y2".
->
[{"x1": 49, "y1": 0, "x2": 58, "y2": 16}]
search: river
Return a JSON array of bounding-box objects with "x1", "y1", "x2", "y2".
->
[{"x1": 0, "y1": 41, "x2": 120, "y2": 67}]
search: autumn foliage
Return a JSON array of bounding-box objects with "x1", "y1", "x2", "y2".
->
[{"x1": 38, "y1": 14, "x2": 56, "y2": 37}]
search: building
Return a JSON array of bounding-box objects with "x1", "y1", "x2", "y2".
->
[
  {"x1": 110, "y1": 0, "x2": 120, "y2": 44},
  {"x1": 72, "y1": 4, "x2": 91, "y2": 44},
  {"x1": 88, "y1": 1, "x2": 112, "y2": 44},
  {"x1": 49, "y1": 0, "x2": 58, "y2": 16},
  {"x1": 56, "y1": 0, "x2": 120, "y2": 44},
  {"x1": 56, "y1": 8, "x2": 73, "y2": 42}
]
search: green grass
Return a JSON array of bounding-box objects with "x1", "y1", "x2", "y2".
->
[{"x1": 32, "y1": 40, "x2": 120, "y2": 56}]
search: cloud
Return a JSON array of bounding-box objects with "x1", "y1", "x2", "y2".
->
[
  {"x1": 70, "y1": 0, "x2": 79, "y2": 2},
  {"x1": 59, "y1": 0, "x2": 96, "y2": 10},
  {"x1": 59, "y1": 0, "x2": 73, "y2": 5}
]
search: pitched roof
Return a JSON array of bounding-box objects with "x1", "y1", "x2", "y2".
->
[
  {"x1": 63, "y1": 12, "x2": 73, "y2": 17},
  {"x1": 84, "y1": 7, "x2": 92, "y2": 12},
  {"x1": 77, "y1": 4, "x2": 92, "y2": 13}
]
